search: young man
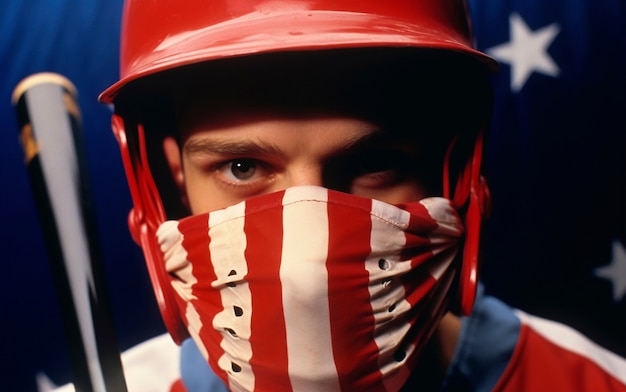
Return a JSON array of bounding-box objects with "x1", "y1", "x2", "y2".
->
[{"x1": 100, "y1": 0, "x2": 626, "y2": 390}]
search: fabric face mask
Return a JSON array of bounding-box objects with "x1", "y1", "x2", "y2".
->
[{"x1": 157, "y1": 186, "x2": 463, "y2": 392}]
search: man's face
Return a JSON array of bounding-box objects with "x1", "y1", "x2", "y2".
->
[{"x1": 165, "y1": 106, "x2": 439, "y2": 215}]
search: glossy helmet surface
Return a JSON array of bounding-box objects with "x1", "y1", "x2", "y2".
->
[
  {"x1": 100, "y1": 0, "x2": 496, "y2": 103},
  {"x1": 100, "y1": 0, "x2": 496, "y2": 343}
]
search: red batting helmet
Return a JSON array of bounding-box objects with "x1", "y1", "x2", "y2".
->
[{"x1": 100, "y1": 0, "x2": 496, "y2": 103}]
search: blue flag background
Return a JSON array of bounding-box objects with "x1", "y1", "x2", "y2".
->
[
  {"x1": 470, "y1": 0, "x2": 626, "y2": 357},
  {"x1": 0, "y1": 1, "x2": 624, "y2": 391}
]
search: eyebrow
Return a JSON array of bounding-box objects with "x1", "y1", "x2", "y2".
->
[
  {"x1": 343, "y1": 131, "x2": 392, "y2": 150},
  {"x1": 345, "y1": 131, "x2": 383, "y2": 148},
  {"x1": 182, "y1": 130, "x2": 383, "y2": 158},
  {"x1": 183, "y1": 138, "x2": 282, "y2": 157}
]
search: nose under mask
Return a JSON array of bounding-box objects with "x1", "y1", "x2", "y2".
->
[{"x1": 157, "y1": 186, "x2": 464, "y2": 392}]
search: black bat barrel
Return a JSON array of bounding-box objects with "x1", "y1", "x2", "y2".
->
[{"x1": 12, "y1": 73, "x2": 127, "y2": 392}]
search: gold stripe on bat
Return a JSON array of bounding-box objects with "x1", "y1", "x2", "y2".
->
[
  {"x1": 20, "y1": 124, "x2": 40, "y2": 164},
  {"x1": 12, "y1": 72, "x2": 77, "y2": 104},
  {"x1": 63, "y1": 91, "x2": 82, "y2": 122}
]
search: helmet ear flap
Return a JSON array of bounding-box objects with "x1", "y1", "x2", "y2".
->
[
  {"x1": 444, "y1": 128, "x2": 489, "y2": 316},
  {"x1": 112, "y1": 114, "x2": 190, "y2": 344},
  {"x1": 457, "y1": 174, "x2": 490, "y2": 316},
  {"x1": 137, "y1": 223, "x2": 190, "y2": 344}
]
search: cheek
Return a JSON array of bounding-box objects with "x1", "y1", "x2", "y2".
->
[{"x1": 184, "y1": 172, "x2": 234, "y2": 214}]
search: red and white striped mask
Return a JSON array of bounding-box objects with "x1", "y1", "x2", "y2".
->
[{"x1": 157, "y1": 186, "x2": 463, "y2": 391}]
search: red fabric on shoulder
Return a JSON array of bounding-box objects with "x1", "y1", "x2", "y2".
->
[
  {"x1": 169, "y1": 379, "x2": 187, "y2": 392},
  {"x1": 495, "y1": 322, "x2": 626, "y2": 391}
]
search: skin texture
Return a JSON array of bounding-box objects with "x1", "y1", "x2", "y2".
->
[{"x1": 164, "y1": 105, "x2": 462, "y2": 381}]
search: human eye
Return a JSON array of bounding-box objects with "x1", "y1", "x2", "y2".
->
[
  {"x1": 349, "y1": 154, "x2": 408, "y2": 191},
  {"x1": 323, "y1": 149, "x2": 409, "y2": 193},
  {"x1": 351, "y1": 168, "x2": 401, "y2": 189},
  {"x1": 218, "y1": 158, "x2": 267, "y2": 183}
]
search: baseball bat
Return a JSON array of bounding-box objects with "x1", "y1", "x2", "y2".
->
[{"x1": 12, "y1": 73, "x2": 127, "y2": 392}]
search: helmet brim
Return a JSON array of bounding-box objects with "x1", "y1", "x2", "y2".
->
[{"x1": 100, "y1": 10, "x2": 497, "y2": 104}]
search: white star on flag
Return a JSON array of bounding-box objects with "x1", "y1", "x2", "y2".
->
[
  {"x1": 487, "y1": 13, "x2": 561, "y2": 92},
  {"x1": 594, "y1": 240, "x2": 626, "y2": 302}
]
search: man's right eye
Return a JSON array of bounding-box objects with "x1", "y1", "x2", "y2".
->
[{"x1": 221, "y1": 159, "x2": 260, "y2": 182}]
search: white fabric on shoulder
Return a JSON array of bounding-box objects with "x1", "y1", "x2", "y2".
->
[{"x1": 46, "y1": 333, "x2": 180, "y2": 392}]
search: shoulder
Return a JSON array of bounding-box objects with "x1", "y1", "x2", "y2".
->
[
  {"x1": 443, "y1": 290, "x2": 626, "y2": 392},
  {"x1": 493, "y1": 310, "x2": 626, "y2": 391}
]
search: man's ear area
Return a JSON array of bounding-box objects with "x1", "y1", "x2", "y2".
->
[{"x1": 163, "y1": 136, "x2": 189, "y2": 209}]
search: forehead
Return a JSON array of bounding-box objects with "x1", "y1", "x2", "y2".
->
[{"x1": 177, "y1": 100, "x2": 427, "y2": 158}]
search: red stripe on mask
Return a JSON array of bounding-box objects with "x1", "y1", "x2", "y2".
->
[
  {"x1": 178, "y1": 216, "x2": 230, "y2": 383},
  {"x1": 326, "y1": 191, "x2": 388, "y2": 391},
  {"x1": 244, "y1": 190, "x2": 292, "y2": 390}
]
